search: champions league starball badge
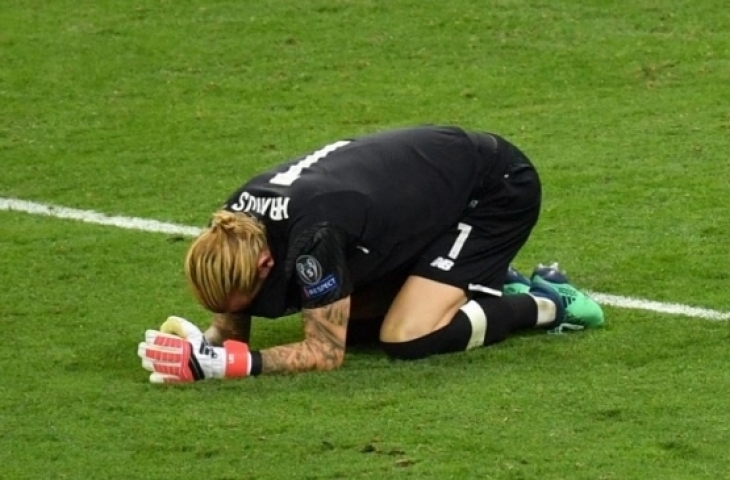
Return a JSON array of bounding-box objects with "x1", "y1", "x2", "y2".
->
[
  {"x1": 295, "y1": 255, "x2": 322, "y2": 285},
  {"x1": 296, "y1": 255, "x2": 337, "y2": 298}
]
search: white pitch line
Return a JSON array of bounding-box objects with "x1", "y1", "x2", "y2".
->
[
  {"x1": 588, "y1": 292, "x2": 730, "y2": 321},
  {"x1": 0, "y1": 197, "x2": 202, "y2": 237},
  {"x1": 2, "y1": 196, "x2": 729, "y2": 321}
]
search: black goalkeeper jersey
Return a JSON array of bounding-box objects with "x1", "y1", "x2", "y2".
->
[{"x1": 222, "y1": 125, "x2": 510, "y2": 318}]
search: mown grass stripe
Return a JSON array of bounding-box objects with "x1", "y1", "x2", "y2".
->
[{"x1": 3, "y1": 196, "x2": 728, "y2": 321}]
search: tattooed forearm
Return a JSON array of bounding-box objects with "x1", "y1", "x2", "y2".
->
[{"x1": 261, "y1": 297, "x2": 350, "y2": 374}]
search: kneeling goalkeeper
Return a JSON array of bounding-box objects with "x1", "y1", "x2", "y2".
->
[{"x1": 138, "y1": 125, "x2": 604, "y2": 383}]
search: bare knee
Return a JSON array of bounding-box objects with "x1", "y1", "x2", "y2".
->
[
  {"x1": 379, "y1": 276, "x2": 466, "y2": 343},
  {"x1": 379, "y1": 311, "x2": 465, "y2": 361},
  {"x1": 379, "y1": 312, "x2": 437, "y2": 343},
  {"x1": 378, "y1": 275, "x2": 467, "y2": 359},
  {"x1": 382, "y1": 292, "x2": 469, "y2": 341}
]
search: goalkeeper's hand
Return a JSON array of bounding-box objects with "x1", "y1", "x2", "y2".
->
[{"x1": 137, "y1": 316, "x2": 251, "y2": 384}]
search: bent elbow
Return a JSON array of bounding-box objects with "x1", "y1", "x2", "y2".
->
[
  {"x1": 309, "y1": 341, "x2": 346, "y2": 372},
  {"x1": 320, "y1": 350, "x2": 345, "y2": 371}
]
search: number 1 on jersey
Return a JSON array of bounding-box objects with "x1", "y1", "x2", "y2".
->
[{"x1": 270, "y1": 140, "x2": 351, "y2": 186}]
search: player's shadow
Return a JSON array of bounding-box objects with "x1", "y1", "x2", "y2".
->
[{"x1": 345, "y1": 319, "x2": 384, "y2": 357}]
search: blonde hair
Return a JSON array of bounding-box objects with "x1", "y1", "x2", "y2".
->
[{"x1": 185, "y1": 210, "x2": 268, "y2": 313}]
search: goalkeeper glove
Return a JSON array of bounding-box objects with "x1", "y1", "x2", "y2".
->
[{"x1": 138, "y1": 316, "x2": 251, "y2": 384}]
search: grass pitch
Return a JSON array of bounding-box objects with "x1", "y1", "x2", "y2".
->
[{"x1": 2, "y1": 1, "x2": 730, "y2": 478}]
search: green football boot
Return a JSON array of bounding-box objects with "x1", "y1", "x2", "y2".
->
[
  {"x1": 529, "y1": 263, "x2": 605, "y2": 332},
  {"x1": 503, "y1": 265, "x2": 531, "y2": 296}
]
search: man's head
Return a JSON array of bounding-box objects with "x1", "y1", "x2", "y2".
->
[{"x1": 185, "y1": 210, "x2": 273, "y2": 313}]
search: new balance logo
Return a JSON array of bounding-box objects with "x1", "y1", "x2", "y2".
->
[{"x1": 430, "y1": 257, "x2": 454, "y2": 271}]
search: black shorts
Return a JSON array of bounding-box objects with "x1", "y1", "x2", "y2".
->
[{"x1": 409, "y1": 133, "x2": 541, "y2": 297}]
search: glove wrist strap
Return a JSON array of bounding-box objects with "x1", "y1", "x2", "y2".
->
[
  {"x1": 222, "y1": 340, "x2": 252, "y2": 378},
  {"x1": 249, "y1": 351, "x2": 263, "y2": 376}
]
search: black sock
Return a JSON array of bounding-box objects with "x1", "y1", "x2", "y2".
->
[
  {"x1": 380, "y1": 294, "x2": 538, "y2": 360},
  {"x1": 474, "y1": 294, "x2": 537, "y2": 345}
]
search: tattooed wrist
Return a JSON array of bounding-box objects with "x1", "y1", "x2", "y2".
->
[
  {"x1": 211, "y1": 313, "x2": 252, "y2": 343},
  {"x1": 260, "y1": 297, "x2": 350, "y2": 374}
]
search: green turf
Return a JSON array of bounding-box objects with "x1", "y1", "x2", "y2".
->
[{"x1": 2, "y1": 0, "x2": 730, "y2": 478}]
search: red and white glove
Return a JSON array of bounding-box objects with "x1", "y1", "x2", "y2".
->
[{"x1": 138, "y1": 316, "x2": 251, "y2": 384}]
